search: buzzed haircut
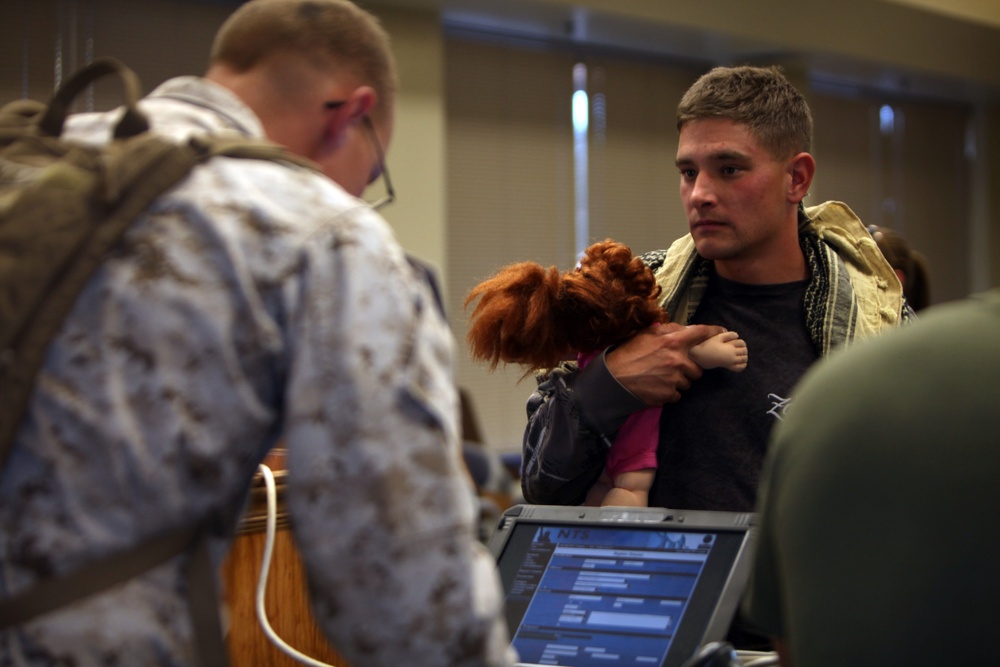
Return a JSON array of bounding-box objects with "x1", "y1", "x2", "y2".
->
[
  {"x1": 210, "y1": 0, "x2": 396, "y2": 119},
  {"x1": 677, "y1": 65, "x2": 813, "y2": 160}
]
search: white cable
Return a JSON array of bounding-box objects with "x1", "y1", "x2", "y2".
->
[{"x1": 255, "y1": 463, "x2": 338, "y2": 667}]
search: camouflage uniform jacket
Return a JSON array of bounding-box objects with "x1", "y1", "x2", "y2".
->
[{"x1": 0, "y1": 77, "x2": 514, "y2": 667}]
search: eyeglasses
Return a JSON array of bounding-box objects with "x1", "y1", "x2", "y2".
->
[{"x1": 324, "y1": 100, "x2": 395, "y2": 210}]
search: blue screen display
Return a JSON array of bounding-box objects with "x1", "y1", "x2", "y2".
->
[{"x1": 503, "y1": 525, "x2": 718, "y2": 667}]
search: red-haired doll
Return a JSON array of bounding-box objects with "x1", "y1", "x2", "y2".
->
[{"x1": 465, "y1": 240, "x2": 747, "y2": 507}]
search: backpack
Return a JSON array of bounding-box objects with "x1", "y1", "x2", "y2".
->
[{"x1": 0, "y1": 57, "x2": 318, "y2": 666}]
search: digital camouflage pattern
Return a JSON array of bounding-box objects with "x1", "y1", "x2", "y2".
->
[{"x1": 0, "y1": 76, "x2": 513, "y2": 667}]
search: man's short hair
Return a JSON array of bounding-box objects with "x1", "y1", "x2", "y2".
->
[
  {"x1": 677, "y1": 65, "x2": 813, "y2": 160},
  {"x1": 210, "y1": 0, "x2": 397, "y2": 120}
]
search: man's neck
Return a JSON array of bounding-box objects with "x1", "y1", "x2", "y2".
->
[
  {"x1": 713, "y1": 237, "x2": 809, "y2": 285},
  {"x1": 205, "y1": 61, "x2": 323, "y2": 157}
]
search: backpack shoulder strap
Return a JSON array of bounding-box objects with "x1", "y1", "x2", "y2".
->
[
  {"x1": 190, "y1": 133, "x2": 321, "y2": 172},
  {"x1": 0, "y1": 60, "x2": 319, "y2": 466},
  {"x1": 0, "y1": 135, "x2": 209, "y2": 465},
  {"x1": 0, "y1": 522, "x2": 228, "y2": 667}
]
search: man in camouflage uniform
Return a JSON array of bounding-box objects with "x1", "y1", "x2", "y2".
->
[{"x1": 0, "y1": 1, "x2": 514, "y2": 665}]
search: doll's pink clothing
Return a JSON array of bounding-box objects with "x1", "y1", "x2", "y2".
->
[{"x1": 577, "y1": 351, "x2": 660, "y2": 479}]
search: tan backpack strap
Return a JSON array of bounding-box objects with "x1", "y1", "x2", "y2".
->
[
  {"x1": 186, "y1": 527, "x2": 232, "y2": 667},
  {"x1": 0, "y1": 525, "x2": 196, "y2": 628},
  {"x1": 189, "y1": 134, "x2": 322, "y2": 173},
  {"x1": 0, "y1": 523, "x2": 229, "y2": 666},
  {"x1": 0, "y1": 136, "x2": 208, "y2": 461}
]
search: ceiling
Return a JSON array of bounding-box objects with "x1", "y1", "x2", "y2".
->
[
  {"x1": 178, "y1": 0, "x2": 1000, "y2": 103},
  {"x1": 369, "y1": 0, "x2": 1000, "y2": 103}
]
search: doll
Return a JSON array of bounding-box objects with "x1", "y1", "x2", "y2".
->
[{"x1": 464, "y1": 239, "x2": 747, "y2": 507}]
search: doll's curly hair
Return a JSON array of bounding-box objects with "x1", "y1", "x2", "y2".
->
[{"x1": 464, "y1": 240, "x2": 667, "y2": 372}]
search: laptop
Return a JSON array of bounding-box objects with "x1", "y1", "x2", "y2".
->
[{"x1": 486, "y1": 504, "x2": 757, "y2": 667}]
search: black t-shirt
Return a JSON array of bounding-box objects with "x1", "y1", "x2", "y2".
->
[{"x1": 650, "y1": 272, "x2": 817, "y2": 511}]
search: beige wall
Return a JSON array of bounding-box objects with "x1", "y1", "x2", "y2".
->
[
  {"x1": 5, "y1": 0, "x2": 1000, "y2": 453},
  {"x1": 373, "y1": 7, "x2": 449, "y2": 289}
]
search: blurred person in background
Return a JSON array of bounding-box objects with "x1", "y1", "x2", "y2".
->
[{"x1": 869, "y1": 225, "x2": 931, "y2": 311}]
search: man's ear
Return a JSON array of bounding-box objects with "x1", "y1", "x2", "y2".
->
[
  {"x1": 321, "y1": 85, "x2": 377, "y2": 149},
  {"x1": 787, "y1": 152, "x2": 816, "y2": 203}
]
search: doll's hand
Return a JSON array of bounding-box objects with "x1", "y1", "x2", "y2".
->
[
  {"x1": 689, "y1": 330, "x2": 748, "y2": 372},
  {"x1": 606, "y1": 322, "x2": 727, "y2": 405}
]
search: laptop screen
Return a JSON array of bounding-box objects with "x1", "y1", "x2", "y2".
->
[{"x1": 487, "y1": 505, "x2": 756, "y2": 667}]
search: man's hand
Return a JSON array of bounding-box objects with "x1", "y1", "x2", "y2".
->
[{"x1": 605, "y1": 322, "x2": 727, "y2": 405}]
